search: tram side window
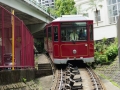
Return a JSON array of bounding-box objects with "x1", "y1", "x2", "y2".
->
[
  {"x1": 53, "y1": 26, "x2": 58, "y2": 41},
  {"x1": 90, "y1": 25, "x2": 93, "y2": 40},
  {"x1": 48, "y1": 27, "x2": 52, "y2": 40}
]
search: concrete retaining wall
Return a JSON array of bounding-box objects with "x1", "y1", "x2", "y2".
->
[{"x1": 0, "y1": 69, "x2": 35, "y2": 85}]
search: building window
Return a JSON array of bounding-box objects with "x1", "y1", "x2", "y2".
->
[
  {"x1": 94, "y1": 10, "x2": 101, "y2": 22},
  {"x1": 107, "y1": 0, "x2": 120, "y2": 23},
  {"x1": 51, "y1": 3, "x2": 54, "y2": 5},
  {"x1": 112, "y1": 0, "x2": 116, "y2": 4},
  {"x1": 108, "y1": 0, "x2": 117, "y2": 4},
  {"x1": 46, "y1": 4, "x2": 49, "y2": 6}
]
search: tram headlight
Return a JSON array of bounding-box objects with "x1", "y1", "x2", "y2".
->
[{"x1": 73, "y1": 49, "x2": 77, "y2": 54}]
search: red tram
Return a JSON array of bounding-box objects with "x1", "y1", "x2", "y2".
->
[{"x1": 44, "y1": 15, "x2": 94, "y2": 64}]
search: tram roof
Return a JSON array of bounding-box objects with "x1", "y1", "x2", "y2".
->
[{"x1": 52, "y1": 15, "x2": 92, "y2": 22}]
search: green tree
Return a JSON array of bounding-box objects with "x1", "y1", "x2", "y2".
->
[
  {"x1": 55, "y1": 0, "x2": 77, "y2": 17},
  {"x1": 87, "y1": 0, "x2": 103, "y2": 26}
]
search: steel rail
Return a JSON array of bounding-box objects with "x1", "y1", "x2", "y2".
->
[
  {"x1": 58, "y1": 69, "x2": 63, "y2": 90},
  {"x1": 86, "y1": 67, "x2": 99, "y2": 90},
  {"x1": 89, "y1": 66, "x2": 105, "y2": 90}
]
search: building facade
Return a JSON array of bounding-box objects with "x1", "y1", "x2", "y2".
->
[
  {"x1": 36, "y1": 0, "x2": 54, "y2": 8},
  {"x1": 74, "y1": 0, "x2": 119, "y2": 40}
]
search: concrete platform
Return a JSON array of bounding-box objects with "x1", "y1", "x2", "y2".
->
[{"x1": 37, "y1": 54, "x2": 50, "y2": 64}]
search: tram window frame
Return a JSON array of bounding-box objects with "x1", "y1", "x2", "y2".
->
[
  {"x1": 53, "y1": 26, "x2": 58, "y2": 42},
  {"x1": 48, "y1": 27, "x2": 52, "y2": 40},
  {"x1": 60, "y1": 22, "x2": 87, "y2": 42},
  {"x1": 89, "y1": 25, "x2": 93, "y2": 41}
]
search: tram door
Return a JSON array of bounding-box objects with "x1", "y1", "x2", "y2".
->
[
  {"x1": 88, "y1": 23, "x2": 94, "y2": 57},
  {"x1": 52, "y1": 24, "x2": 59, "y2": 58}
]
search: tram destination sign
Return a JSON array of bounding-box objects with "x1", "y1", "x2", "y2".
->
[{"x1": 61, "y1": 22, "x2": 86, "y2": 26}]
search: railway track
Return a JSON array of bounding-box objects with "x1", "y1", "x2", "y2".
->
[
  {"x1": 41, "y1": 54, "x2": 105, "y2": 90},
  {"x1": 53, "y1": 63, "x2": 105, "y2": 90}
]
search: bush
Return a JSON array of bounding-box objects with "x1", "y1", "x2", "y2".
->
[
  {"x1": 95, "y1": 53, "x2": 108, "y2": 64},
  {"x1": 98, "y1": 55, "x2": 108, "y2": 64},
  {"x1": 105, "y1": 43, "x2": 118, "y2": 61},
  {"x1": 94, "y1": 38, "x2": 118, "y2": 65}
]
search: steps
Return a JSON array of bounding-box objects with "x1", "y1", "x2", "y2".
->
[
  {"x1": 38, "y1": 63, "x2": 52, "y2": 70},
  {"x1": 36, "y1": 63, "x2": 53, "y2": 77}
]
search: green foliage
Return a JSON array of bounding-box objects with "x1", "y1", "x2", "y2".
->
[
  {"x1": 98, "y1": 55, "x2": 108, "y2": 64},
  {"x1": 94, "y1": 52, "x2": 108, "y2": 64},
  {"x1": 54, "y1": 0, "x2": 77, "y2": 17},
  {"x1": 94, "y1": 38, "x2": 107, "y2": 54},
  {"x1": 94, "y1": 38, "x2": 118, "y2": 65},
  {"x1": 22, "y1": 78, "x2": 27, "y2": 83},
  {"x1": 47, "y1": 7, "x2": 56, "y2": 16},
  {"x1": 105, "y1": 43, "x2": 118, "y2": 61},
  {"x1": 34, "y1": 38, "x2": 44, "y2": 53}
]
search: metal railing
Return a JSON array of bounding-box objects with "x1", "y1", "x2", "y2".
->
[
  {"x1": 0, "y1": 5, "x2": 34, "y2": 69},
  {"x1": 23, "y1": 0, "x2": 55, "y2": 19}
]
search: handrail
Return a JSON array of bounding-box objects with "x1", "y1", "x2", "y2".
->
[{"x1": 23, "y1": 0, "x2": 55, "y2": 19}]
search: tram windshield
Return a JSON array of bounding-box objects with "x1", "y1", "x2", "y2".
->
[{"x1": 61, "y1": 22, "x2": 87, "y2": 41}]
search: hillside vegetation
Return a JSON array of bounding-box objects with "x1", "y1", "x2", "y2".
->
[{"x1": 93, "y1": 38, "x2": 120, "y2": 87}]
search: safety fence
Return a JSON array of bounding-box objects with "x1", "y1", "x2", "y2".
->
[
  {"x1": 23, "y1": 0, "x2": 55, "y2": 18},
  {"x1": 0, "y1": 6, "x2": 34, "y2": 69}
]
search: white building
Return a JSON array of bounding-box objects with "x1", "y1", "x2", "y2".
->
[
  {"x1": 74, "y1": 0, "x2": 119, "y2": 40},
  {"x1": 36, "y1": 0, "x2": 54, "y2": 8}
]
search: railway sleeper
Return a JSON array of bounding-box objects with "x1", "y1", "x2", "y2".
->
[
  {"x1": 67, "y1": 65, "x2": 78, "y2": 70},
  {"x1": 68, "y1": 67, "x2": 79, "y2": 73},
  {"x1": 65, "y1": 84, "x2": 83, "y2": 90},
  {"x1": 66, "y1": 70, "x2": 80, "y2": 76},
  {"x1": 66, "y1": 75, "x2": 82, "y2": 82},
  {"x1": 66, "y1": 77, "x2": 82, "y2": 84},
  {"x1": 67, "y1": 73, "x2": 82, "y2": 81},
  {"x1": 67, "y1": 64, "x2": 79, "y2": 71},
  {"x1": 94, "y1": 87, "x2": 101, "y2": 90},
  {"x1": 68, "y1": 63, "x2": 73, "y2": 67},
  {"x1": 70, "y1": 72, "x2": 82, "y2": 80},
  {"x1": 65, "y1": 79, "x2": 83, "y2": 90}
]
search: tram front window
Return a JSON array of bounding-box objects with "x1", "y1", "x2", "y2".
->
[{"x1": 61, "y1": 22, "x2": 87, "y2": 41}]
